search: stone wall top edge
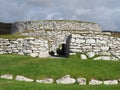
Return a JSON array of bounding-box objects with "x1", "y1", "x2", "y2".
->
[{"x1": 14, "y1": 20, "x2": 98, "y2": 25}]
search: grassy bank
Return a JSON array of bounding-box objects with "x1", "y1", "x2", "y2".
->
[
  {"x1": 0, "y1": 54, "x2": 120, "y2": 90},
  {"x1": 0, "y1": 54, "x2": 120, "y2": 80},
  {"x1": 0, "y1": 79, "x2": 120, "y2": 90}
]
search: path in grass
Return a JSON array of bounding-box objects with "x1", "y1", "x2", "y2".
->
[{"x1": 0, "y1": 54, "x2": 120, "y2": 80}]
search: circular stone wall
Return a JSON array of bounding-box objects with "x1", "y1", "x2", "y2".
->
[{"x1": 11, "y1": 20, "x2": 102, "y2": 33}]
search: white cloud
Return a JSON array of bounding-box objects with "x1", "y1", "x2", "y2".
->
[{"x1": 0, "y1": 0, "x2": 120, "y2": 31}]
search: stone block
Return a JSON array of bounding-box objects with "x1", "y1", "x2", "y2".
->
[
  {"x1": 76, "y1": 39, "x2": 85, "y2": 43},
  {"x1": 56, "y1": 75, "x2": 76, "y2": 84},
  {"x1": 86, "y1": 52, "x2": 95, "y2": 58},
  {"x1": 93, "y1": 56, "x2": 111, "y2": 61},
  {"x1": 38, "y1": 51, "x2": 49, "y2": 58},
  {"x1": 86, "y1": 39, "x2": 95, "y2": 44},
  {"x1": 100, "y1": 46, "x2": 109, "y2": 51},
  {"x1": 89, "y1": 79, "x2": 102, "y2": 85},
  {"x1": 77, "y1": 78, "x2": 86, "y2": 85},
  {"x1": 15, "y1": 75, "x2": 34, "y2": 82},
  {"x1": 80, "y1": 54, "x2": 87, "y2": 60},
  {"x1": 30, "y1": 53, "x2": 38, "y2": 57},
  {"x1": 36, "y1": 78, "x2": 54, "y2": 84},
  {"x1": 103, "y1": 80, "x2": 118, "y2": 85},
  {"x1": 1, "y1": 74, "x2": 13, "y2": 80}
]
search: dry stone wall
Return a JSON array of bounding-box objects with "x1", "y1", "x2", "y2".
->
[
  {"x1": 70, "y1": 33, "x2": 120, "y2": 60},
  {"x1": 11, "y1": 20, "x2": 101, "y2": 33},
  {"x1": 0, "y1": 20, "x2": 120, "y2": 60},
  {"x1": 10, "y1": 20, "x2": 102, "y2": 56},
  {"x1": 0, "y1": 37, "x2": 49, "y2": 57}
]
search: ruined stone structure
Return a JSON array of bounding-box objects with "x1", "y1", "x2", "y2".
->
[{"x1": 0, "y1": 20, "x2": 120, "y2": 60}]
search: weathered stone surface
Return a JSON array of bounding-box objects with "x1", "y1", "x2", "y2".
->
[
  {"x1": 89, "y1": 79, "x2": 102, "y2": 85},
  {"x1": 99, "y1": 52, "x2": 111, "y2": 56},
  {"x1": 1, "y1": 74, "x2": 13, "y2": 79},
  {"x1": 100, "y1": 46, "x2": 109, "y2": 51},
  {"x1": 103, "y1": 80, "x2": 118, "y2": 85},
  {"x1": 86, "y1": 39, "x2": 96, "y2": 44},
  {"x1": 15, "y1": 75, "x2": 34, "y2": 82},
  {"x1": 76, "y1": 39, "x2": 85, "y2": 43},
  {"x1": 36, "y1": 78, "x2": 54, "y2": 84},
  {"x1": 93, "y1": 56, "x2": 111, "y2": 60},
  {"x1": 77, "y1": 78, "x2": 86, "y2": 85},
  {"x1": 86, "y1": 52, "x2": 95, "y2": 58},
  {"x1": 56, "y1": 75, "x2": 76, "y2": 84},
  {"x1": 12, "y1": 20, "x2": 101, "y2": 33},
  {"x1": 38, "y1": 51, "x2": 49, "y2": 58},
  {"x1": 69, "y1": 53, "x2": 76, "y2": 55},
  {"x1": 30, "y1": 53, "x2": 38, "y2": 57},
  {"x1": 80, "y1": 54, "x2": 87, "y2": 60},
  {"x1": 96, "y1": 40, "x2": 107, "y2": 44},
  {"x1": 93, "y1": 56, "x2": 119, "y2": 61}
]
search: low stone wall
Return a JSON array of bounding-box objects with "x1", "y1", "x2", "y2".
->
[
  {"x1": 11, "y1": 20, "x2": 102, "y2": 33},
  {"x1": 0, "y1": 38, "x2": 49, "y2": 58},
  {"x1": 1, "y1": 74, "x2": 120, "y2": 85},
  {"x1": 70, "y1": 33, "x2": 120, "y2": 60}
]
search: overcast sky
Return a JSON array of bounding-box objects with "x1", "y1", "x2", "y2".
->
[{"x1": 0, "y1": 0, "x2": 120, "y2": 31}]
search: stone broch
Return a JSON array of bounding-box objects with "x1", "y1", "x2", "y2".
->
[{"x1": 0, "y1": 20, "x2": 119, "y2": 60}]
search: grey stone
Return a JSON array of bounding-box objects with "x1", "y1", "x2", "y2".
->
[
  {"x1": 30, "y1": 53, "x2": 38, "y2": 57},
  {"x1": 1, "y1": 74, "x2": 13, "y2": 79},
  {"x1": 101, "y1": 46, "x2": 109, "y2": 51},
  {"x1": 56, "y1": 75, "x2": 76, "y2": 84},
  {"x1": 80, "y1": 54, "x2": 87, "y2": 60},
  {"x1": 93, "y1": 56, "x2": 111, "y2": 61},
  {"x1": 69, "y1": 53, "x2": 76, "y2": 55},
  {"x1": 38, "y1": 51, "x2": 49, "y2": 58},
  {"x1": 86, "y1": 39, "x2": 95, "y2": 44},
  {"x1": 86, "y1": 52, "x2": 95, "y2": 58},
  {"x1": 103, "y1": 80, "x2": 118, "y2": 85},
  {"x1": 89, "y1": 79, "x2": 102, "y2": 85},
  {"x1": 71, "y1": 38, "x2": 76, "y2": 42},
  {"x1": 76, "y1": 39, "x2": 85, "y2": 43},
  {"x1": 99, "y1": 52, "x2": 111, "y2": 56},
  {"x1": 36, "y1": 78, "x2": 54, "y2": 84},
  {"x1": 96, "y1": 40, "x2": 107, "y2": 44},
  {"x1": 77, "y1": 78, "x2": 86, "y2": 85},
  {"x1": 15, "y1": 75, "x2": 34, "y2": 82}
]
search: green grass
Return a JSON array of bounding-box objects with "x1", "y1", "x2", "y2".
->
[
  {"x1": 0, "y1": 79, "x2": 120, "y2": 90},
  {"x1": 0, "y1": 34, "x2": 28, "y2": 39},
  {"x1": 0, "y1": 54, "x2": 120, "y2": 80},
  {"x1": 0, "y1": 54, "x2": 120, "y2": 90}
]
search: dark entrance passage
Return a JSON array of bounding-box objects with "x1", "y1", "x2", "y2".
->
[{"x1": 57, "y1": 44, "x2": 66, "y2": 57}]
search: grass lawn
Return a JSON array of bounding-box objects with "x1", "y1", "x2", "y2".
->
[
  {"x1": 0, "y1": 54, "x2": 120, "y2": 90},
  {"x1": 0, "y1": 79, "x2": 120, "y2": 90}
]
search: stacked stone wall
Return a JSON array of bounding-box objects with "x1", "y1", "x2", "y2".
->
[
  {"x1": 70, "y1": 33, "x2": 120, "y2": 60},
  {"x1": 11, "y1": 20, "x2": 102, "y2": 33},
  {"x1": 0, "y1": 38, "x2": 49, "y2": 57}
]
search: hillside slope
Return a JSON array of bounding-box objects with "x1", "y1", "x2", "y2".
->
[{"x1": 0, "y1": 22, "x2": 12, "y2": 35}]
